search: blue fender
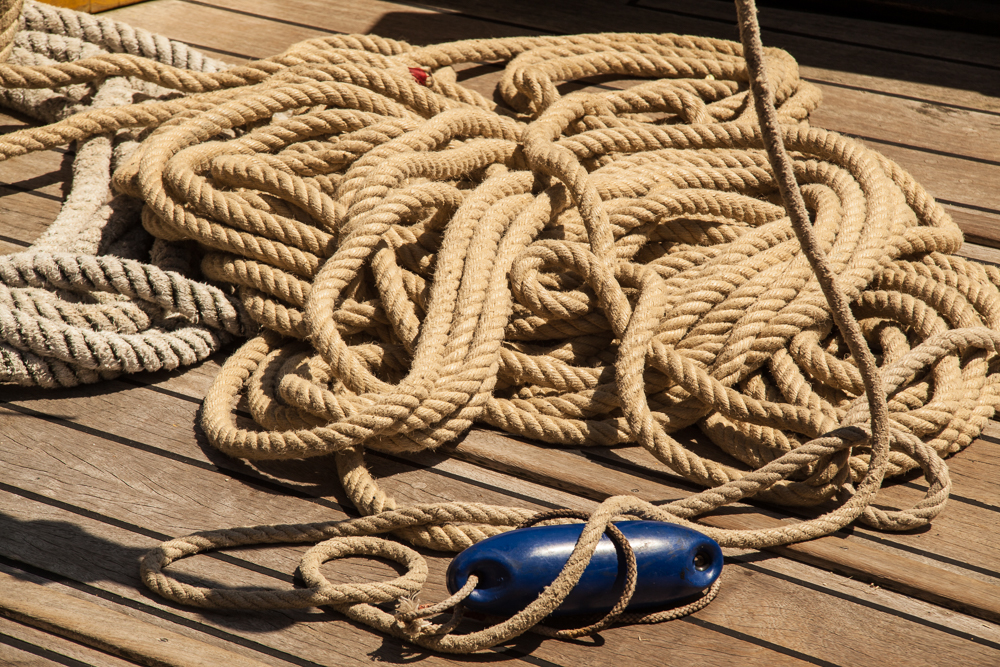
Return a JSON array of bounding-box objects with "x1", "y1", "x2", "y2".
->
[{"x1": 446, "y1": 521, "x2": 723, "y2": 616}]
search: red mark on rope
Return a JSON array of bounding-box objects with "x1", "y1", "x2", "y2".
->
[{"x1": 408, "y1": 67, "x2": 429, "y2": 86}]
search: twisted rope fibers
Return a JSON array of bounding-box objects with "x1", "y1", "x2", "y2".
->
[{"x1": 1, "y1": 0, "x2": 999, "y2": 651}]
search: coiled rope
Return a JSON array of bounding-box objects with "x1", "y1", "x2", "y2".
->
[{"x1": 2, "y1": 0, "x2": 999, "y2": 651}]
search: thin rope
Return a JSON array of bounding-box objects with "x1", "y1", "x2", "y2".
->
[{"x1": 0, "y1": 0, "x2": 998, "y2": 652}]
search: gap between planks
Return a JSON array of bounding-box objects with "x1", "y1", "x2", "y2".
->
[
  {"x1": 0, "y1": 570, "x2": 274, "y2": 667},
  {"x1": 0, "y1": 422, "x2": 869, "y2": 667},
  {"x1": 3, "y1": 394, "x2": 1000, "y2": 666},
  {"x1": 65, "y1": 362, "x2": 1000, "y2": 612},
  {"x1": 5, "y1": 365, "x2": 1000, "y2": 630}
]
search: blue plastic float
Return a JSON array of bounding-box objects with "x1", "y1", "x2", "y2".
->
[{"x1": 446, "y1": 521, "x2": 723, "y2": 616}]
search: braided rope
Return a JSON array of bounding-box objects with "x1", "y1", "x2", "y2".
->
[{"x1": 1, "y1": 0, "x2": 998, "y2": 651}]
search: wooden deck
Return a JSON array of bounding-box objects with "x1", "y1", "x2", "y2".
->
[{"x1": 2, "y1": 0, "x2": 1000, "y2": 665}]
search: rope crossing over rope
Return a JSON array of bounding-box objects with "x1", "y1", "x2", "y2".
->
[{"x1": 1, "y1": 0, "x2": 999, "y2": 651}]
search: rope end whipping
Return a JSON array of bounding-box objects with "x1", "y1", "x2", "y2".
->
[{"x1": 408, "y1": 66, "x2": 430, "y2": 86}]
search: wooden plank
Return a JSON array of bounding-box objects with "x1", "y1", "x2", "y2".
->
[
  {"x1": 848, "y1": 138, "x2": 999, "y2": 212},
  {"x1": 0, "y1": 190, "x2": 61, "y2": 252},
  {"x1": 0, "y1": 571, "x2": 274, "y2": 667},
  {"x1": 1, "y1": 616, "x2": 138, "y2": 667},
  {"x1": 721, "y1": 551, "x2": 1000, "y2": 651},
  {"x1": 636, "y1": 0, "x2": 1000, "y2": 68},
  {"x1": 1, "y1": 613, "x2": 139, "y2": 666},
  {"x1": 698, "y1": 565, "x2": 1000, "y2": 667},
  {"x1": 10, "y1": 360, "x2": 1000, "y2": 615},
  {"x1": 959, "y1": 241, "x2": 1000, "y2": 266},
  {"x1": 946, "y1": 206, "x2": 1000, "y2": 249},
  {"x1": 194, "y1": 0, "x2": 539, "y2": 42},
  {"x1": 88, "y1": 344, "x2": 1000, "y2": 598},
  {"x1": 809, "y1": 83, "x2": 1000, "y2": 164},
  {"x1": 0, "y1": 637, "x2": 72, "y2": 667},
  {"x1": 0, "y1": 156, "x2": 69, "y2": 203},
  {"x1": 104, "y1": 0, "x2": 332, "y2": 60},
  {"x1": 0, "y1": 413, "x2": 829, "y2": 667},
  {"x1": 0, "y1": 110, "x2": 70, "y2": 253},
  {"x1": 4, "y1": 392, "x2": 1000, "y2": 665},
  {"x1": 0, "y1": 379, "x2": 590, "y2": 514},
  {"x1": 37, "y1": 1, "x2": 148, "y2": 12},
  {"x1": 426, "y1": 430, "x2": 1000, "y2": 623}
]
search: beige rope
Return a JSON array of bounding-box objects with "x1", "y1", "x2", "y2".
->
[
  {"x1": 0, "y1": 0, "x2": 21, "y2": 63},
  {"x1": 2, "y1": 0, "x2": 999, "y2": 651}
]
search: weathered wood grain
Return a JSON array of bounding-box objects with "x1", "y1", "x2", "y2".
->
[
  {"x1": 105, "y1": 0, "x2": 333, "y2": 60},
  {"x1": 809, "y1": 84, "x2": 1000, "y2": 164},
  {"x1": 944, "y1": 206, "x2": 1000, "y2": 249},
  {"x1": 959, "y1": 241, "x2": 1000, "y2": 266},
  {"x1": 0, "y1": 612, "x2": 140, "y2": 667},
  {"x1": 8, "y1": 365, "x2": 1000, "y2": 627},
  {"x1": 0, "y1": 570, "x2": 275, "y2": 667},
  {"x1": 0, "y1": 111, "x2": 70, "y2": 252},
  {"x1": 63, "y1": 345, "x2": 1000, "y2": 600},
  {"x1": 0, "y1": 190, "x2": 61, "y2": 252},
  {"x1": 0, "y1": 417, "x2": 831, "y2": 667},
  {"x1": 3, "y1": 397, "x2": 999, "y2": 665},
  {"x1": 0, "y1": 635, "x2": 74, "y2": 667},
  {"x1": 850, "y1": 139, "x2": 999, "y2": 212}
]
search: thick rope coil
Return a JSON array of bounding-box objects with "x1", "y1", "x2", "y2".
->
[{"x1": 2, "y1": 0, "x2": 999, "y2": 651}]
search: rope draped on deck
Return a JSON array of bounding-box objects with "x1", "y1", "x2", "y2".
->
[{"x1": 1, "y1": 0, "x2": 998, "y2": 650}]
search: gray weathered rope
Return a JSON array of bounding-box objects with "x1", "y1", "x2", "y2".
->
[{"x1": 0, "y1": 0, "x2": 249, "y2": 386}]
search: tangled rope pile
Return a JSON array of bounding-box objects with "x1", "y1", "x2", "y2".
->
[{"x1": 3, "y1": 0, "x2": 1000, "y2": 652}]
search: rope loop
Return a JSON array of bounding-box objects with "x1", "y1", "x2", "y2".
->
[{"x1": 139, "y1": 496, "x2": 722, "y2": 651}]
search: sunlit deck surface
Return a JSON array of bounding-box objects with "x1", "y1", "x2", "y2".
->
[{"x1": 2, "y1": 1, "x2": 1000, "y2": 665}]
